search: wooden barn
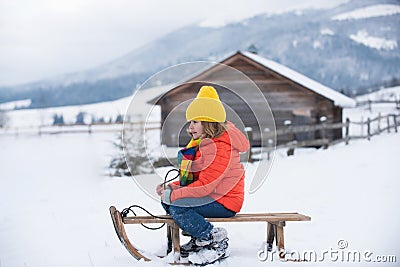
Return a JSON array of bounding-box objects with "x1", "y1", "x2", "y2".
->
[{"x1": 149, "y1": 51, "x2": 355, "y2": 147}]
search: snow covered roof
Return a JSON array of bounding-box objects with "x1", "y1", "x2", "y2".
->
[{"x1": 240, "y1": 51, "x2": 356, "y2": 108}]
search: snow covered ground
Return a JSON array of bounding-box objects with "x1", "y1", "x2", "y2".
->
[
  {"x1": 0, "y1": 124, "x2": 399, "y2": 267},
  {"x1": 0, "y1": 87, "x2": 399, "y2": 266}
]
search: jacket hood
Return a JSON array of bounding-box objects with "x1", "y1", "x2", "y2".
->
[{"x1": 219, "y1": 121, "x2": 250, "y2": 152}]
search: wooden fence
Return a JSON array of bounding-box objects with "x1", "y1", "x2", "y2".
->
[
  {"x1": 356, "y1": 99, "x2": 400, "y2": 111},
  {"x1": 1, "y1": 113, "x2": 398, "y2": 163},
  {"x1": 248, "y1": 113, "x2": 399, "y2": 160},
  {"x1": 0, "y1": 121, "x2": 160, "y2": 136}
]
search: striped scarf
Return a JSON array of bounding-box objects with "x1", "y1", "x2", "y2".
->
[{"x1": 177, "y1": 138, "x2": 201, "y2": 186}]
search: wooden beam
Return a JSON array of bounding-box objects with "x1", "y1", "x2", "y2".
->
[
  {"x1": 172, "y1": 223, "x2": 181, "y2": 263},
  {"x1": 266, "y1": 223, "x2": 275, "y2": 252},
  {"x1": 123, "y1": 213, "x2": 311, "y2": 224},
  {"x1": 277, "y1": 224, "x2": 285, "y2": 259}
]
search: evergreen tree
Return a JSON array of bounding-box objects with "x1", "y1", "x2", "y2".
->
[
  {"x1": 389, "y1": 77, "x2": 400, "y2": 88},
  {"x1": 75, "y1": 112, "x2": 86, "y2": 124},
  {"x1": 115, "y1": 114, "x2": 124, "y2": 123},
  {"x1": 52, "y1": 114, "x2": 65, "y2": 125}
]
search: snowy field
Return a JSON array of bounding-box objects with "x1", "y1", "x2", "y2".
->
[
  {"x1": 1, "y1": 87, "x2": 399, "y2": 266},
  {"x1": 0, "y1": 126, "x2": 399, "y2": 267}
]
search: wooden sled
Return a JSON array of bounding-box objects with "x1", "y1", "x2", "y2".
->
[{"x1": 110, "y1": 206, "x2": 311, "y2": 264}]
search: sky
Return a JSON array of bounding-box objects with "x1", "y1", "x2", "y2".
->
[{"x1": 0, "y1": 0, "x2": 349, "y2": 86}]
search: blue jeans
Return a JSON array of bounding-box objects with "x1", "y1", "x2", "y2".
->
[{"x1": 162, "y1": 197, "x2": 236, "y2": 239}]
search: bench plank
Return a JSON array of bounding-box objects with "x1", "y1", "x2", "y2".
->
[{"x1": 123, "y1": 213, "x2": 311, "y2": 224}]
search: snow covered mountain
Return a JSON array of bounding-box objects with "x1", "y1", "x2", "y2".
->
[{"x1": 1, "y1": 0, "x2": 399, "y2": 108}]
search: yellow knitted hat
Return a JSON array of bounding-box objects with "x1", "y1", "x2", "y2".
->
[{"x1": 186, "y1": 86, "x2": 226, "y2": 122}]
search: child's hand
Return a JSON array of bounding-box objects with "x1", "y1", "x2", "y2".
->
[{"x1": 156, "y1": 184, "x2": 164, "y2": 196}]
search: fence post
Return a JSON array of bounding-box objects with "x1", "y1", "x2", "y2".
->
[
  {"x1": 245, "y1": 127, "x2": 253, "y2": 163},
  {"x1": 367, "y1": 118, "x2": 371, "y2": 141},
  {"x1": 267, "y1": 138, "x2": 274, "y2": 161},
  {"x1": 345, "y1": 118, "x2": 350, "y2": 145},
  {"x1": 377, "y1": 113, "x2": 381, "y2": 134},
  {"x1": 284, "y1": 120, "x2": 293, "y2": 141},
  {"x1": 387, "y1": 115, "x2": 390, "y2": 133},
  {"x1": 394, "y1": 115, "x2": 398, "y2": 133},
  {"x1": 361, "y1": 116, "x2": 364, "y2": 137},
  {"x1": 284, "y1": 120, "x2": 294, "y2": 156},
  {"x1": 321, "y1": 121, "x2": 327, "y2": 140}
]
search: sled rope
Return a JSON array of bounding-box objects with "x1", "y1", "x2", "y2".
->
[
  {"x1": 121, "y1": 205, "x2": 167, "y2": 230},
  {"x1": 162, "y1": 169, "x2": 180, "y2": 189},
  {"x1": 121, "y1": 169, "x2": 180, "y2": 230}
]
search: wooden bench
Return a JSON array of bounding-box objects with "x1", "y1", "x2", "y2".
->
[{"x1": 110, "y1": 206, "x2": 311, "y2": 263}]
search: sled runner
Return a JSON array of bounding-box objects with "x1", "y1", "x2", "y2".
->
[
  {"x1": 110, "y1": 206, "x2": 152, "y2": 261},
  {"x1": 110, "y1": 206, "x2": 311, "y2": 265}
]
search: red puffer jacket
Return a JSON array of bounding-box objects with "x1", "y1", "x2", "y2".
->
[{"x1": 170, "y1": 121, "x2": 250, "y2": 212}]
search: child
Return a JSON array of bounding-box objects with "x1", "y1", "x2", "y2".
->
[{"x1": 156, "y1": 85, "x2": 250, "y2": 263}]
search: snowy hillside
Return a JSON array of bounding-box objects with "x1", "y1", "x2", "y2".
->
[
  {"x1": 2, "y1": 96, "x2": 131, "y2": 128},
  {"x1": 355, "y1": 86, "x2": 400, "y2": 102},
  {"x1": 0, "y1": 99, "x2": 31, "y2": 111},
  {"x1": 332, "y1": 4, "x2": 400, "y2": 20},
  {"x1": 1, "y1": 85, "x2": 170, "y2": 128}
]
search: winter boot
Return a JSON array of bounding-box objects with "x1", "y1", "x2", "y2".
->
[
  {"x1": 195, "y1": 227, "x2": 228, "y2": 247},
  {"x1": 188, "y1": 238, "x2": 230, "y2": 265},
  {"x1": 180, "y1": 237, "x2": 202, "y2": 258}
]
